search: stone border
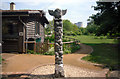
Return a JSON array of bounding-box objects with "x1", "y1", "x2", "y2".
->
[{"x1": 28, "y1": 63, "x2": 55, "y2": 74}]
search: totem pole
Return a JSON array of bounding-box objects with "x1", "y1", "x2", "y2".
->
[{"x1": 48, "y1": 9, "x2": 67, "y2": 77}]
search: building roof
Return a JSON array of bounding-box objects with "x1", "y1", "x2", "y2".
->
[
  {"x1": 1, "y1": 10, "x2": 49, "y2": 25},
  {"x1": 1, "y1": 10, "x2": 45, "y2": 16}
]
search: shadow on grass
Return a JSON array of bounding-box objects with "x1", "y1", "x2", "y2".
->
[{"x1": 81, "y1": 43, "x2": 119, "y2": 70}]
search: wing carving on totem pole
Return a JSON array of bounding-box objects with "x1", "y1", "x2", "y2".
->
[
  {"x1": 62, "y1": 10, "x2": 67, "y2": 16},
  {"x1": 48, "y1": 10, "x2": 54, "y2": 16}
]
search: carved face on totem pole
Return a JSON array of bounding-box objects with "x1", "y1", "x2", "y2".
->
[{"x1": 48, "y1": 8, "x2": 67, "y2": 18}]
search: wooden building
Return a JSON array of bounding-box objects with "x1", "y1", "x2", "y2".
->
[{"x1": 2, "y1": 4, "x2": 49, "y2": 53}]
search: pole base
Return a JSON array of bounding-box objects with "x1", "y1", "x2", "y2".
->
[{"x1": 54, "y1": 64, "x2": 65, "y2": 78}]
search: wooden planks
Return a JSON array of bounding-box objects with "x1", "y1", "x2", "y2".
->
[{"x1": 36, "y1": 40, "x2": 49, "y2": 53}]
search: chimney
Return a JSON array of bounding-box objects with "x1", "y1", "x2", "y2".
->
[{"x1": 10, "y1": 2, "x2": 15, "y2": 10}]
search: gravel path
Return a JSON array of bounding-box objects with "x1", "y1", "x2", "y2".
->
[{"x1": 31, "y1": 64, "x2": 107, "y2": 77}]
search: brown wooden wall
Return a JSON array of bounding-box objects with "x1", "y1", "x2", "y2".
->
[
  {"x1": 2, "y1": 18, "x2": 24, "y2": 53},
  {"x1": 2, "y1": 40, "x2": 18, "y2": 52},
  {"x1": 18, "y1": 22, "x2": 24, "y2": 53},
  {"x1": 2, "y1": 16, "x2": 45, "y2": 53}
]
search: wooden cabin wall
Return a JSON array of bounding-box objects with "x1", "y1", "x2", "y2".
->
[
  {"x1": 39, "y1": 23, "x2": 45, "y2": 43},
  {"x1": 25, "y1": 20, "x2": 45, "y2": 43},
  {"x1": 2, "y1": 18, "x2": 19, "y2": 52},
  {"x1": 2, "y1": 17, "x2": 24, "y2": 53},
  {"x1": 26, "y1": 21, "x2": 35, "y2": 39},
  {"x1": 18, "y1": 22, "x2": 24, "y2": 53},
  {"x1": 23, "y1": 24, "x2": 26, "y2": 52},
  {"x1": 2, "y1": 16, "x2": 46, "y2": 53}
]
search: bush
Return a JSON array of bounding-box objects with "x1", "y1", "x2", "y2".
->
[
  {"x1": 27, "y1": 50, "x2": 35, "y2": 54},
  {"x1": 45, "y1": 34, "x2": 54, "y2": 43},
  {"x1": 63, "y1": 38, "x2": 68, "y2": 42},
  {"x1": 71, "y1": 43, "x2": 80, "y2": 53},
  {"x1": 27, "y1": 50, "x2": 40, "y2": 54},
  {"x1": 100, "y1": 36, "x2": 103, "y2": 39},
  {"x1": 27, "y1": 42, "x2": 80, "y2": 55},
  {"x1": 63, "y1": 42, "x2": 80, "y2": 54},
  {"x1": 43, "y1": 47, "x2": 54, "y2": 55}
]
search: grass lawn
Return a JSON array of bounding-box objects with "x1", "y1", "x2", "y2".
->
[
  {"x1": 82, "y1": 44, "x2": 119, "y2": 70},
  {"x1": 66, "y1": 35, "x2": 115, "y2": 44},
  {"x1": 66, "y1": 35, "x2": 119, "y2": 70}
]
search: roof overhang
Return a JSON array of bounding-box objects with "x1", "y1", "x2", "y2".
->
[{"x1": 1, "y1": 10, "x2": 42, "y2": 16}]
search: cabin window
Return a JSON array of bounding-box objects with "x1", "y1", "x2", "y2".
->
[{"x1": 2, "y1": 20, "x2": 18, "y2": 38}]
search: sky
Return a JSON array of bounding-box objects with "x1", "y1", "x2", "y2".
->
[{"x1": 1, "y1": 0, "x2": 98, "y2": 27}]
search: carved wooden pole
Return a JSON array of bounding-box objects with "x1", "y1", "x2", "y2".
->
[{"x1": 48, "y1": 8, "x2": 67, "y2": 77}]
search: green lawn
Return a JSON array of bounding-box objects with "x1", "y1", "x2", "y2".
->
[
  {"x1": 66, "y1": 35, "x2": 119, "y2": 70},
  {"x1": 66, "y1": 35, "x2": 115, "y2": 44},
  {"x1": 82, "y1": 44, "x2": 119, "y2": 70}
]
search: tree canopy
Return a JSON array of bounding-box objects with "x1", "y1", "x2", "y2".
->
[
  {"x1": 46, "y1": 19, "x2": 87, "y2": 36},
  {"x1": 89, "y1": 2, "x2": 120, "y2": 37}
]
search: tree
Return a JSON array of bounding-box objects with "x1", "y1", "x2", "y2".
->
[
  {"x1": 45, "y1": 20, "x2": 54, "y2": 35},
  {"x1": 86, "y1": 21, "x2": 99, "y2": 34},
  {"x1": 89, "y1": 2, "x2": 120, "y2": 37},
  {"x1": 63, "y1": 20, "x2": 73, "y2": 32}
]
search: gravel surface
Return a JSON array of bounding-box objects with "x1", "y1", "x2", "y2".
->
[{"x1": 31, "y1": 64, "x2": 107, "y2": 77}]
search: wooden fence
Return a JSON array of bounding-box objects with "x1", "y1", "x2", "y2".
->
[
  {"x1": 35, "y1": 36, "x2": 80, "y2": 54},
  {"x1": 25, "y1": 36, "x2": 80, "y2": 54},
  {"x1": 24, "y1": 40, "x2": 49, "y2": 54},
  {"x1": 36, "y1": 40, "x2": 49, "y2": 53}
]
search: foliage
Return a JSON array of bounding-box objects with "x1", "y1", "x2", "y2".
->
[
  {"x1": 27, "y1": 50, "x2": 36, "y2": 54},
  {"x1": 63, "y1": 20, "x2": 74, "y2": 32},
  {"x1": 44, "y1": 42, "x2": 80, "y2": 55},
  {"x1": 86, "y1": 21, "x2": 99, "y2": 34},
  {"x1": 70, "y1": 43, "x2": 80, "y2": 53},
  {"x1": 46, "y1": 20, "x2": 90, "y2": 36},
  {"x1": 43, "y1": 47, "x2": 54, "y2": 55},
  {"x1": 27, "y1": 42, "x2": 80, "y2": 55},
  {"x1": 0, "y1": 55, "x2": 5, "y2": 64},
  {"x1": 45, "y1": 34, "x2": 55, "y2": 43},
  {"x1": 45, "y1": 20, "x2": 54, "y2": 35},
  {"x1": 89, "y1": 2, "x2": 120, "y2": 37},
  {"x1": 79, "y1": 27, "x2": 89, "y2": 35},
  {"x1": 63, "y1": 20, "x2": 86, "y2": 36}
]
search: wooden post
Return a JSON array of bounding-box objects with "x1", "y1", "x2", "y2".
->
[{"x1": 34, "y1": 42, "x2": 36, "y2": 53}]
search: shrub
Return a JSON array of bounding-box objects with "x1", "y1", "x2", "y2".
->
[
  {"x1": 43, "y1": 47, "x2": 54, "y2": 55},
  {"x1": 100, "y1": 36, "x2": 104, "y2": 39},
  {"x1": 71, "y1": 43, "x2": 80, "y2": 53},
  {"x1": 45, "y1": 34, "x2": 54, "y2": 43},
  {"x1": 27, "y1": 42, "x2": 80, "y2": 55},
  {"x1": 63, "y1": 42, "x2": 80, "y2": 54},
  {"x1": 27, "y1": 50, "x2": 35, "y2": 54}
]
